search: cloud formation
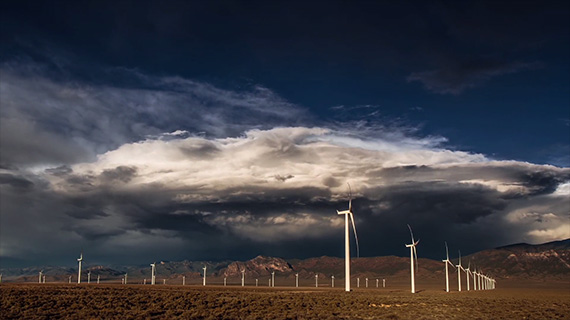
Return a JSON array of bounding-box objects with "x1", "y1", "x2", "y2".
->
[
  {"x1": 407, "y1": 60, "x2": 541, "y2": 94},
  {"x1": 0, "y1": 64, "x2": 307, "y2": 168},
  {"x1": 1, "y1": 125, "x2": 568, "y2": 266}
]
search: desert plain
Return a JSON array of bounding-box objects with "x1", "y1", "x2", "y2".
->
[{"x1": 1, "y1": 281, "x2": 568, "y2": 320}]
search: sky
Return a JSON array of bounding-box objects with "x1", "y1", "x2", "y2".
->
[{"x1": 0, "y1": 0, "x2": 569, "y2": 268}]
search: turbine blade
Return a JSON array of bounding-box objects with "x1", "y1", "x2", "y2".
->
[
  {"x1": 347, "y1": 183, "x2": 352, "y2": 212},
  {"x1": 349, "y1": 212, "x2": 360, "y2": 258},
  {"x1": 458, "y1": 250, "x2": 462, "y2": 266},
  {"x1": 445, "y1": 241, "x2": 449, "y2": 260},
  {"x1": 407, "y1": 224, "x2": 415, "y2": 243}
]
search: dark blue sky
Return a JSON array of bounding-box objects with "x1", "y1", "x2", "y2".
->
[
  {"x1": 2, "y1": 0, "x2": 568, "y2": 165},
  {"x1": 1, "y1": 1, "x2": 569, "y2": 267}
]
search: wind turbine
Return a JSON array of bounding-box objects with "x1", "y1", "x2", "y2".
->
[
  {"x1": 241, "y1": 269, "x2": 245, "y2": 287},
  {"x1": 150, "y1": 263, "x2": 156, "y2": 285},
  {"x1": 465, "y1": 261, "x2": 472, "y2": 291},
  {"x1": 124, "y1": 273, "x2": 128, "y2": 285},
  {"x1": 39, "y1": 270, "x2": 43, "y2": 284},
  {"x1": 271, "y1": 271, "x2": 275, "y2": 287},
  {"x1": 405, "y1": 224, "x2": 419, "y2": 293},
  {"x1": 88, "y1": 271, "x2": 91, "y2": 284},
  {"x1": 43, "y1": 275, "x2": 46, "y2": 283},
  {"x1": 442, "y1": 242, "x2": 455, "y2": 292},
  {"x1": 357, "y1": 278, "x2": 360, "y2": 288},
  {"x1": 295, "y1": 273, "x2": 299, "y2": 287},
  {"x1": 97, "y1": 275, "x2": 100, "y2": 284},
  {"x1": 68, "y1": 275, "x2": 72, "y2": 283},
  {"x1": 331, "y1": 275, "x2": 335, "y2": 288},
  {"x1": 456, "y1": 250, "x2": 465, "y2": 292},
  {"x1": 376, "y1": 279, "x2": 379, "y2": 288},
  {"x1": 315, "y1": 274, "x2": 318, "y2": 287},
  {"x1": 202, "y1": 266, "x2": 207, "y2": 286},
  {"x1": 336, "y1": 183, "x2": 359, "y2": 292},
  {"x1": 77, "y1": 253, "x2": 83, "y2": 284}
]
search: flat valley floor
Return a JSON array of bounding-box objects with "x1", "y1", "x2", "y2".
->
[{"x1": 1, "y1": 283, "x2": 568, "y2": 319}]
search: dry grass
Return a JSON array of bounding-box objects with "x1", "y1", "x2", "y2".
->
[{"x1": 1, "y1": 283, "x2": 568, "y2": 319}]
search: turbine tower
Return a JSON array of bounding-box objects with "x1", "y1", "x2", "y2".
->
[
  {"x1": 442, "y1": 241, "x2": 455, "y2": 292},
  {"x1": 39, "y1": 270, "x2": 43, "y2": 284},
  {"x1": 88, "y1": 271, "x2": 91, "y2": 284},
  {"x1": 465, "y1": 261, "x2": 472, "y2": 291},
  {"x1": 295, "y1": 273, "x2": 299, "y2": 287},
  {"x1": 77, "y1": 253, "x2": 83, "y2": 284},
  {"x1": 271, "y1": 271, "x2": 275, "y2": 287},
  {"x1": 336, "y1": 183, "x2": 359, "y2": 292},
  {"x1": 202, "y1": 266, "x2": 207, "y2": 286},
  {"x1": 456, "y1": 250, "x2": 465, "y2": 292},
  {"x1": 150, "y1": 263, "x2": 156, "y2": 285},
  {"x1": 405, "y1": 224, "x2": 419, "y2": 293},
  {"x1": 241, "y1": 269, "x2": 245, "y2": 287},
  {"x1": 332, "y1": 275, "x2": 335, "y2": 288}
]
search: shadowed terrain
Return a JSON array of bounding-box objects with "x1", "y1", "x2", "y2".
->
[{"x1": 1, "y1": 283, "x2": 568, "y2": 320}]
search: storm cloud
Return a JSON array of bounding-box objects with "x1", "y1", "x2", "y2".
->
[{"x1": 1, "y1": 124, "x2": 568, "y2": 267}]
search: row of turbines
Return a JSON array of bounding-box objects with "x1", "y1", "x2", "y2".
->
[
  {"x1": 340, "y1": 184, "x2": 496, "y2": 293},
  {"x1": 442, "y1": 242, "x2": 496, "y2": 292}
]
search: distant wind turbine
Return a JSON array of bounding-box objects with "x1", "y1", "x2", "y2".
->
[
  {"x1": 150, "y1": 262, "x2": 156, "y2": 285},
  {"x1": 465, "y1": 261, "x2": 472, "y2": 291},
  {"x1": 87, "y1": 271, "x2": 91, "y2": 284},
  {"x1": 376, "y1": 279, "x2": 379, "y2": 288},
  {"x1": 315, "y1": 274, "x2": 318, "y2": 287},
  {"x1": 202, "y1": 266, "x2": 207, "y2": 286},
  {"x1": 456, "y1": 250, "x2": 465, "y2": 292},
  {"x1": 183, "y1": 276, "x2": 185, "y2": 286},
  {"x1": 331, "y1": 275, "x2": 335, "y2": 288},
  {"x1": 442, "y1": 242, "x2": 455, "y2": 292},
  {"x1": 271, "y1": 271, "x2": 275, "y2": 287},
  {"x1": 77, "y1": 253, "x2": 83, "y2": 284},
  {"x1": 405, "y1": 224, "x2": 419, "y2": 293},
  {"x1": 39, "y1": 270, "x2": 43, "y2": 284},
  {"x1": 68, "y1": 275, "x2": 72, "y2": 283},
  {"x1": 366, "y1": 278, "x2": 368, "y2": 288},
  {"x1": 357, "y1": 277, "x2": 360, "y2": 288},
  {"x1": 336, "y1": 183, "x2": 360, "y2": 292},
  {"x1": 241, "y1": 269, "x2": 245, "y2": 287},
  {"x1": 97, "y1": 275, "x2": 100, "y2": 284},
  {"x1": 295, "y1": 273, "x2": 299, "y2": 288},
  {"x1": 223, "y1": 277, "x2": 226, "y2": 286},
  {"x1": 124, "y1": 273, "x2": 128, "y2": 285}
]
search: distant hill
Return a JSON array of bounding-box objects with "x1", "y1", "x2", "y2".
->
[{"x1": 1, "y1": 239, "x2": 568, "y2": 283}]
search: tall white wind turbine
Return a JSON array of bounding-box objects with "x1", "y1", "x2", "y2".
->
[
  {"x1": 39, "y1": 270, "x2": 43, "y2": 284},
  {"x1": 150, "y1": 262, "x2": 156, "y2": 285},
  {"x1": 465, "y1": 261, "x2": 472, "y2": 291},
  {"x1": 442, "y1": 241, "x2": 455, "y2": 292},
  {"x1": 405, "y1": 224, "x2": 419, "y2": 293},
  {"x1": 202, "y1": 266, "x2": 207, "y2": 286},
  {"x1": 271, "y1": 271, "x2": 275, "y2": 287},
  {"x1": 241, "y1": 269, "x2": 245, "y2": 287},
  {"x1": 336, "y1": 183, "x2": 360, "y2": 292},
  {"x1": 456, "y1": 250, "x2": 465, "y2": 292},
  {"x1": 77, "y1": 253, "x2": 83, "y2": 284}
]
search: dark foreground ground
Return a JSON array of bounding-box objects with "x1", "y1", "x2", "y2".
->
[{"x1": 1, "y1": 283, "x2": 568, "y2": 319}]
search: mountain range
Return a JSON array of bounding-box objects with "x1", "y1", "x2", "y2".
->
[{"x1": 2, "y1": 239, "x2": 568, "y2": 285}]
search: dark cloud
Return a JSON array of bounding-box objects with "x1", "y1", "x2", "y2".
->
[
  {"x1": 100, "y1": 166, "x2": 137, "y2": 184},
  {"x1": 0, "y1": 173, "x2": 34, "y2": 190},
  {"x1": 407, "y1": 60, "x2": 542, "y2": 94}
]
